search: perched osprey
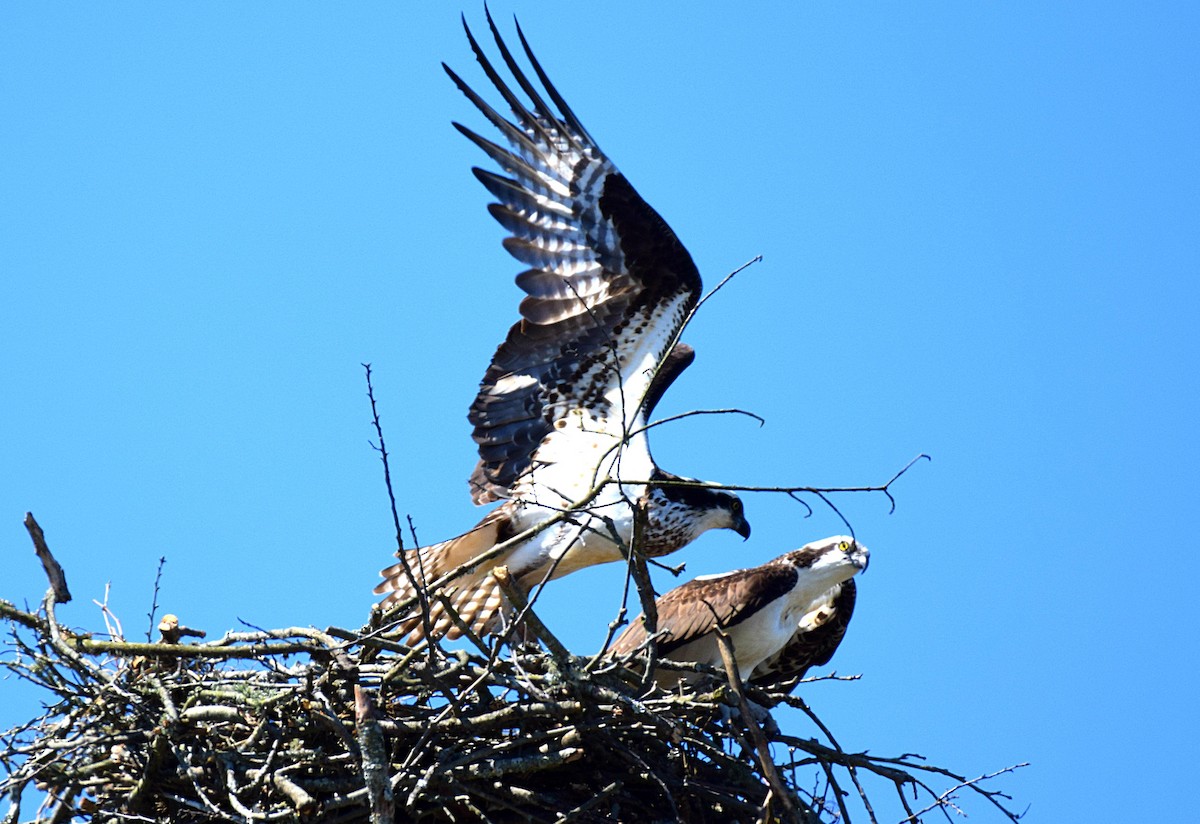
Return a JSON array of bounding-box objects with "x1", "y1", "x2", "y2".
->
[
  {"x1": 375, "y1": 14, "x2": 750, "y2": 643},
  {"x1": 610, "y1": 536, "x2": 868, "y2": 691}
]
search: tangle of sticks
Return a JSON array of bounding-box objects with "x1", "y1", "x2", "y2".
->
[{"x1": 0, "y1": 515, "x2": 1025, "y2": 824}]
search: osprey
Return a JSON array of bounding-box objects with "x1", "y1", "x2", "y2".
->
[
  {"x1": 610, "y1": 536, "x2": 868, "y2": 691},
  {"x1": 375, "y1": 14, "x2": 750, "y2": 643}
]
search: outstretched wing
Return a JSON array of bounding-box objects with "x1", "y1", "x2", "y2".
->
[
  {"x1": 449, "y1": 13, "x2": 703, "y2": 505},
  {"x1": 611, "y1": 563, "x2": 799, "y2": 657},
  {"x1": 749, "y1": 579, "x2": 858, "y2": 692}
]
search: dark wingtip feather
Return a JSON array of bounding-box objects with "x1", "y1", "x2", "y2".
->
[
  {"x1": 454, "y1": 12, "x2": 564, "y2": 155},
  {"x1": 482, "y1": 12, "x2": 583, "y2": 156},
  {"x1": 513, "y1": 16, "x2": 595, "y2": 146},
  {"x1": 471, "y1": 167, "x2": 527, "y2": 203}
]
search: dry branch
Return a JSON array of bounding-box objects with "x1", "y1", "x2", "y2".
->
[{"x1": 23, "y1": 514, "x2": 70, "y2": 605}]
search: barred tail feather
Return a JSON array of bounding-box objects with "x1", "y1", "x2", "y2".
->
[
  {"x1": 374, "y1": 510, "x2": 516, "y2": 644},
  {"x1": 375, "y1": 543, "x2": 448, "y2": 609},
  {"x1": 402, "y1": 571, "x2": 510, "y2": 644}
]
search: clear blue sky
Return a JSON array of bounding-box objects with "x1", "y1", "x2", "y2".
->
[{"x1": 3, "y1": 4, "x2": 1197, "y2": 820}]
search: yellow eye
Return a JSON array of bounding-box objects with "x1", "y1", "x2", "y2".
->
[{"x1": 838, "y1": 540, "x2": 851, "y2": 551}]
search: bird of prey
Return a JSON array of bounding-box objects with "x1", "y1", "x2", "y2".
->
[
  {"x1": 610, "y1": 536, "x2": 868, "y2": 691},
  {"x1": 375, "y1": 14, "x2": 750, "y2": 643}
]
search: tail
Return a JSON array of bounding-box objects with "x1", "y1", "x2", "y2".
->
[{"x1": 374, "y1": 512, "x2": 514, "y2": 643}]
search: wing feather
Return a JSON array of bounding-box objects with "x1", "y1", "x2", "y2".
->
[
  {"x1": 642, "y1": 343, "x2": 695, "y2": 420},
  {"x1": 453, "y1": 124, "x2": 571, "y2": 197},
  {"x1": 451, "y1": 17, "x2": 703, "y2": 505},
  {"x1": 374, "y1": 508, "x2": 511, "y2": 608},
  {"x1": 511, "y1": 16, "x2": 598, "y2": 148},
  {"x1": 612, "y1": 563, "x2": 798, "y2": 657}
]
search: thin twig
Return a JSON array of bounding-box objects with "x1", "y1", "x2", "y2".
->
[{"x1": 145, "y1": 556, "x2": 167, "y2": 642}]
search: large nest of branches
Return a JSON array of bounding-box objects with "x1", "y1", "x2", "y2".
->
[{"x1": 1, "y1": 516, "x2": 1024, "y2": 824}]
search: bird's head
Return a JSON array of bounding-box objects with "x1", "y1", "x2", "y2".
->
[
  {"x1": 652, "y1": 475, "x2": 751, "y2": 542},
  {"x1": 702, "y1": 488, "x2": 751, "y2": 540},
  {"x1": 796, "y1": 535, "x2": 870, "y2": 575}
]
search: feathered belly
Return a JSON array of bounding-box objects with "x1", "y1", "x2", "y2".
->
[
  {"x1": 722, "y1": 600, "x2": 796, "y2": 677},
  {"x1": 506, "y1": 487, "x2": 640, "y2": 585}
]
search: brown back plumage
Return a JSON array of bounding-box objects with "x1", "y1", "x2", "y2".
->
[{"x1": 610, "y1": 560, "x2": 797, "y2": 657}]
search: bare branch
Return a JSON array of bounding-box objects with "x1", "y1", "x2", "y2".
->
[
  {"x1": 354, "y1": 686, "x2": 393, "y2": 824},
  {"x1": 491, "y1": 566, "x2": 571, "y2": 666},
  {"x1": 712, "y1": 626, "x2": 805, "y2": 822},
  {"x1": 616, "y1": 452, "x2": 931, "y2": 516},
  {"x1": 24, "y1": 513, "x2": 70, "y2": 604}
]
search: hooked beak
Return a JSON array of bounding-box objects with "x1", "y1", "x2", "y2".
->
[
  {"x1": 854, "y1": 546, "x2": 870, "y2": 573},
  {"x1": 734, "y1": 515, "x2": 752, "y2": 541}
]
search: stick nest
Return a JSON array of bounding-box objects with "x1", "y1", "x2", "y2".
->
[
  {"x1": 2, "y1": 512, "x2": 1025, "y2": 823},
  {"x1": 2, "y1": 595, "x2": 833, "y2": 824}
]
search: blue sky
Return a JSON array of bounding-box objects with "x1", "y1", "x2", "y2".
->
[{"x1": 2, "y1": 3, "x2": 1197, "y2": 820}]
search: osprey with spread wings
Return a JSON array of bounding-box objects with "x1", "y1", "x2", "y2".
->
[{"x1": 375, "y1": 15, "x2": 750, "y2": 643}]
